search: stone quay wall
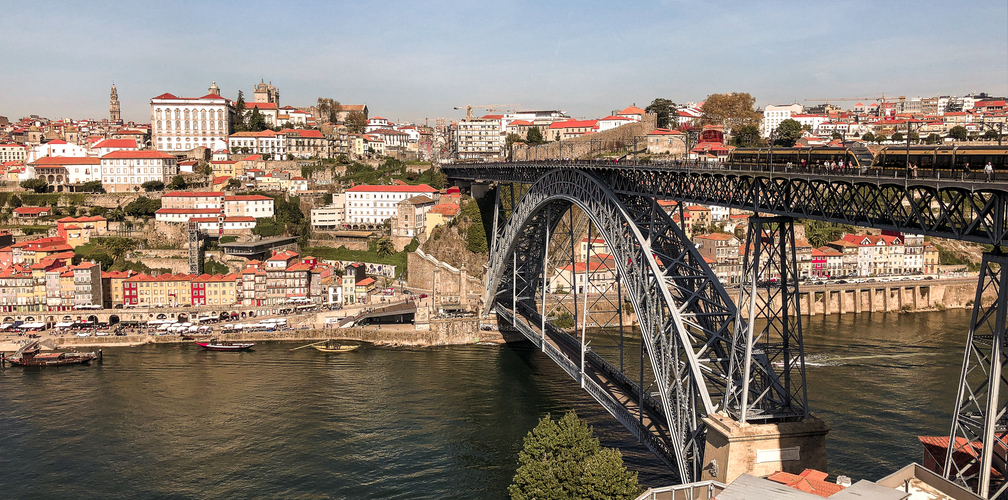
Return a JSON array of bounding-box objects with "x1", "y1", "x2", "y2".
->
[{"x1": 514, "y1": 113, "x2": 658, "y2": 161}]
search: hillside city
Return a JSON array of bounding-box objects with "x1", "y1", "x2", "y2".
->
[{"x1": 0, "y1": 81, "x2": 1001, "y2": 316}]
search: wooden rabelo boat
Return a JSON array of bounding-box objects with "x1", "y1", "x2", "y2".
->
[
  {"x1": 195, "y1": 339, "x2": 255, "y2": 351},
  {"x1": 5, "y1": 340, "x2": 98, "y2": 367},
  {"x1": 312, "y1": 340, "x2": 359, "y2": 353}
]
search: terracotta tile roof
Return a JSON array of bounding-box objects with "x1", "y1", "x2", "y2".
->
[
  {"x1": 225, "y1": 195, "x2": 272, "y2": 201},
  {"x1": 346, "y1": 184, "x2": 437, "y2": 193},
  {"x1": 13, "y1": 206, "x2": 50, "y2": 216},
  {"x1": 101, "y1": 150, "x2": 174, "y2": 159},
  {"x1": 32, "y1": 156, "x2": 100, "y2": 166},
  {"x1": 618, "y1": 106, "x2": 646, "y2": 115},
  {"x1": 93, "y1": 139, "x2": 138, "y2": 149},
  {"x1": 164, "y1": 191, "x2": 224, "y2": 198}
]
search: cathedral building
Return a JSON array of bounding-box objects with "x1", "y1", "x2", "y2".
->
[{"x1": 253, "y1": 80, "x2": 279, "y2": 106}]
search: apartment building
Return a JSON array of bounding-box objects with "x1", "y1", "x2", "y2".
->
[{"x1": 345, "y1": 184, "x2": 438, "y2": 225}]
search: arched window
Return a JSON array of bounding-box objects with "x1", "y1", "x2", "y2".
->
[
  {"x1": 174, "y1": 109, "x2": 180, "y2": 120},
  {"x1": 201, "y1": 110, "x2": 206, "y2": 120},
  {"x1": 175, "y1": 120, "x2": 180, "y2": 130},
  {"x1": 184, "y1": 109, "x2": 190, "y2": 120}
]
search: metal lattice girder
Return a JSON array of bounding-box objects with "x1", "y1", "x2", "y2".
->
[
  {"x1": 726, "y1": 216, "x2": 808, "y2": 423},
  {"x1": 444, "y1": 163, "x2": 1008, "y2": 246},
  {"x1": 483, "y1": 169, "x2": 738, "y2": 483},
  {"x1": 946, "y1": 250, "x2": 1008, "y2": 499}
]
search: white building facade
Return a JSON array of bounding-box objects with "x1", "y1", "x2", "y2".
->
[
  {"x1": 345, "y1": 184, "x2": 438, "y2": 225},
  {"x1": 762, "y1": 103, "x2": 804, "y2": 138},
  {"x1": 151, "y1": 83, "x2": 235, "y2": 153},
  {"x1": 100, "y1": 150, "x2": 178, "y2": 192}
]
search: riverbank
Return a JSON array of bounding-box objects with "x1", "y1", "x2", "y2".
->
[{"x1": 1, "y1": 317, "x2": 504, "y2": 352}]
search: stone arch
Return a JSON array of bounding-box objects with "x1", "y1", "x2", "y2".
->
[
  {"x1": 87, "y1": 315, "x2": 98, "y2": 323},
  {"x1": 109, "y1": 315, "x2": 120, "y2": 326},
  {"x1": 485, "y1": 168, "x2": 739, "y2": 480},
  {"x1": 219, "y1": 311, "x2": 229, "y2": 320},
  {"x1": 177, "y1": 313, "x2": 189, "y2": 322},
  {"x1": 156, "y1": 313, "x2": 167, "y2": 320},
  {"x1": 46, "y1": 315, "x2": 55, "y2": 327},
  {"x1": 4, "y1": 317, "x2": 14, "y2": 323}
]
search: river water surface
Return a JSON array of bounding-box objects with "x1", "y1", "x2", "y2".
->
[{"x1": 0, "y1": 310, "x2": 970, "y2": 498}]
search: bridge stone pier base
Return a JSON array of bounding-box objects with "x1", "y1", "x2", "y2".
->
[{"x1": 702, "y1": 412, "x2": 829, "y2": 485}]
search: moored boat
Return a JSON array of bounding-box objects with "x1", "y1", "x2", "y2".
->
[
  {"x1": 5, "y1": 340, "x2": 98, "y2": 367},
  {"x1": 195, "y1": 339, "x2": 255, "y2": 351},
  {"x1": 312, "y1": 340, "x2": 359, "y2": 353}
]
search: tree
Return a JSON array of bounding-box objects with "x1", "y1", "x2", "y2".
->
[
  {"x1": 700, "y1": 92, "x2": 760, "y2": 132},
  {"x1": 891, "y1": 132, "x2": 904, "y2": 142},
  {"x1": 346, "y1": 111, "x2": 367, "y2": 134},
  {"x1": 101, "y1": 237, "x2": 138, "y2": 263},
  {"x1": 203, "y1": 165, "x2": 213, "y2": 176},
  {"x1": 773, "y1": 119, "x2": 804, "y2": 147},
  {"x1": 729, "y1": 124, "x2": 764, "y2": 147},
  {"x1": 949, "y1": 125, "x2": 968, "y2": 141},
  {"x1": 909, "y1": 130, "x2": 920, "y2": 143},
  {"x1": 227, "y1": 178, "x2": 241, "y2": 190},
  {"x1": 316, "y1": 98, "x2": 342, "y2": 124},
  {"x1": 141, "y1": 180, "x2": 164, "y2": 192},
  {"x1": 20, "y1": 178, "x2": 49, "y2": 193},
  {"x1": 247, "y1": 108, "x2": 268, "y2": 132},
  {"x1": 984, "y1": 129, "x2": 999, "y2": 141},
  {"x1": 376, "y1": 237, "x2": 395, "y2": 258},
  {"x1": 168, "y1": 175, "x2": 187, "y2": 190},
  {"x1": 831, "y1": 131, "x2": 844, "y2": 140},
  {"x1": 508, "y1": 411, "x2": 639, "y2": 500},
  {"x1": 861, "y1": 132, "x2": 875, "y2": 143},
  {"x1": 124, "y1": 196, "x2": 161, "y2": 217},
  {"x1": 875, "y1": 133, "x2": 888, "y2": 143},
  {"x1": 79, "y1": 181, "x2": 106, "y2": 193},
  {"x1": 645, "y1": 98, "x2": 676, "y2": 129},
  {"x1": 234, "y1": 91, "x2": 246, "y2": 132},
  {"x1": 527, "y1": 126, "x2": 545, "y2": 145},
  {"x1": 89, "y1": 206, "x2": 108, "y2": 217}
]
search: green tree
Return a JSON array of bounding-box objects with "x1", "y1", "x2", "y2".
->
[
  {"x1": 234, "y1": 91, "x2": 246, "y2": 132},
  {"x1": 8, "y1": 194, "x2": 21, "y2": 208},
  {"x1": 891, "y1": 132, "x2": 904, "y2": 142},
  {"x1": 909, "y1": 130, "x2": 920, "y2": 143},
  {"x1": 227, "y1": 178, "x2": 241, "y2": 190},
  {"x1": 772, "y1": 119, "x2": 803, "y2": 147},
  {"x1": 645, "y1": 98, "x2": 676, "y2": 129},
  {"x1": 875, "y1": 133, "x2": 888, "y2": 143},
  {"x1": 984, "y1": 129, "x2": 999, "y2": 141},
  {"x1": 89, "y1": 206, "x2": 107, "y2": 217},
  {"x1": 925, "y1": 133, "x2": 941, "y2": 145},
  {"x1": 831, "y1": 131, "x2": 844, "y2": 141},
  {"x1": 168, "y1": 175, "x2": 187, "y2": 190},
  {"x1": 700, "y1": 92, "x2": 760, "y2": 132},
  {"x1": 949, "y1": 125, "x2": 968, "y2": 141},
  {"x1": 508, "y1": 411, "x2": 639, "y2": 500},
  {"x1": 141, "y1": 180, "x2": 164, "y2": 192},
  {"x1": 376, "y1": 237, "x2": 395, "y2": 258},
  {"x1": 861, "y1": 131, "x2": 875, "y2": 143},
  {"x1": 101, "y1": 237, "x2": 138, "y2": 263},
  {"x1": 527, "y1": 126, "x2": 544, "y2": 145},
  {"x1": 346, "y1": 111, "x2": 367, "y2": 134},
  {"x1": 79, "y1": 181, "x2": 106, "y2": 193},
  {"x1": 729, "y1": 124, "x2": 764, "y2": 147},
  {"x1": 247, "y1": 108, "x2": 268, "y2": 132},
  {"x1": 20, "y1": 178, "x2": 49, "y2": 193},
  {"x1": 458, "y1": 199, "x2": 488, "y2": 253},
  {"x1": 124, "y1": 196, "x2": 161, "y2": 217}
]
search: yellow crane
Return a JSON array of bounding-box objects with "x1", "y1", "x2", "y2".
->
[
  {"x1": 453, "y1": 103, "x2": 522, "y2": 120},
  {"x1": 804, "y1": 94, "x2": 889, "y2": 106}
]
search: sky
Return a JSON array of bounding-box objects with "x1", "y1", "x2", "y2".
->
[{"x1": 1, "y1": 0, "x2": 1005, "y2": 124}]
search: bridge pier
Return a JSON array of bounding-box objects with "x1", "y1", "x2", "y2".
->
[{"x1": 946, "y1": 250, "x2": 1008, "y2": 498}]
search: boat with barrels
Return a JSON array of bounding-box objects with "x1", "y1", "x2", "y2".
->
[
  {"x1": 4, "y1": 340, "x2": 98, "y2": 367},
  {"x1": 195, "y1": 339, "x2": 255, "y2": 351}
]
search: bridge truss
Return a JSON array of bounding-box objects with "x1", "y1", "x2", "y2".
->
[{"x1": 448, "y1": 161, "x2": 1008, "y2": 497}]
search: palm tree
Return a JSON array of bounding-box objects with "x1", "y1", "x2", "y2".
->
[{"x1": 376, "y1": 237, "x2": 395, "y2": 258}]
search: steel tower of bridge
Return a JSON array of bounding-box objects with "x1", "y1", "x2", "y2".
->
[{"x1": 445, "y1": 159, "x2": 1008, "y2": 497}]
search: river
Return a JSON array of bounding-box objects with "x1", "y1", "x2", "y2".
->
[{"x1": 0, "y1": 309, "x2": 970, "y2": 498}]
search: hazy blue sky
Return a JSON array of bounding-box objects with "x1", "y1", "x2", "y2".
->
[{"x1": 2, "y1": 0, "x2": 1005, "y2": 124}]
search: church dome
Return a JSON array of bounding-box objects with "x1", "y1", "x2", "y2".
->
[{"x1": 208, "y1": 81, "x2": 220, "y2": 95}]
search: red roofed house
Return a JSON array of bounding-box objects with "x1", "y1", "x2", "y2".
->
[
  {"x1": 646, "y1": 128, "x2": 685, "y2": 155},
  {"x1": 617, "y1": 105, "x2": 646, "y2": 122},
  {"x1": 228, "y1": 130, "x2": 287, "y2": 158},
  {"x1": 766, "y1": 469, "x2": 845, "y2": 498},
  {"x1": 151, "y1": 85, "x2": 235, "y2": 153},
  {"x1": 281, "y1": 128, "x2": 331, "y2": 158},
  {"x1": 552, "y1": 260, "x2": 616, "y2": 294},
  {"x1": 425, "y1": 203, "x2": 461, "y2": 234},
  {"x1": 30, "y1": 156, "x2": 101, "y2": 192},
  {"x1": 99, "y1": 149, "x2": 178, "y2": 192},
  {"x1": 548, "y1": 119, "x2": 598, "y2": 141},
  {"x1": 13, "y1": 206, "x2": 51, "y2": 218},
  {"x1": 93, "y1": 138, "x2": 139, "y2": 157},
  {"x1": 57, "y1": 216, "x2": 108, "y2": 247}
]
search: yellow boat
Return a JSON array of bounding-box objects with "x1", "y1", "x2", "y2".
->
[{"x1": 312, "y1": 341, "x2": 359, "y2": 353}]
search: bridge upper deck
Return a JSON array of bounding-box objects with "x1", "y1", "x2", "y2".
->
[{"x1": 443, "y1": 160, "x2": 1008, "y2": 246}]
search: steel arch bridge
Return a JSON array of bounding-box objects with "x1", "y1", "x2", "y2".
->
[{"x1": 446, "y1": 160, "x2": 1008, "y2": 497}]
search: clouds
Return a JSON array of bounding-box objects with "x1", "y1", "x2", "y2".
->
[{"x1": 2, "y1": 0, "x2": 1004, "y2": 123}]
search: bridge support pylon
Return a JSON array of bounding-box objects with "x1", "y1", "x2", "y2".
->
[
  {"x1": 704, "y1": 215, "x2": 828, "y2": 485},
  {"x1": 946, "y1": 249, "x2": 1008, "y2": 499}
]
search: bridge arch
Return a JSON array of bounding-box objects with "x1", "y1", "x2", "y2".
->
[{"x1": 484, "y1": 168, "x2": 739, "y2": 481}]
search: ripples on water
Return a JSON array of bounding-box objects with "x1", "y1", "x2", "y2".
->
[{"x1": 0, "y1": 310, "x2": 972, "y2": 498}]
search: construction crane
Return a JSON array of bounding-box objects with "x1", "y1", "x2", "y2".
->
[{"x1": 453, "y1": 103, "x2": 522, "y2": 120}]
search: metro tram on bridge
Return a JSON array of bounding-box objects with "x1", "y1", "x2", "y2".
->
[{"x1": 727, "y1": 144, "x2": 1008, "y2": 177}]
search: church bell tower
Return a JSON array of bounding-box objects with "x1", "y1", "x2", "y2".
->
[{"x1": 109, "y1": 84, "x2": 121, "y2": 122}]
